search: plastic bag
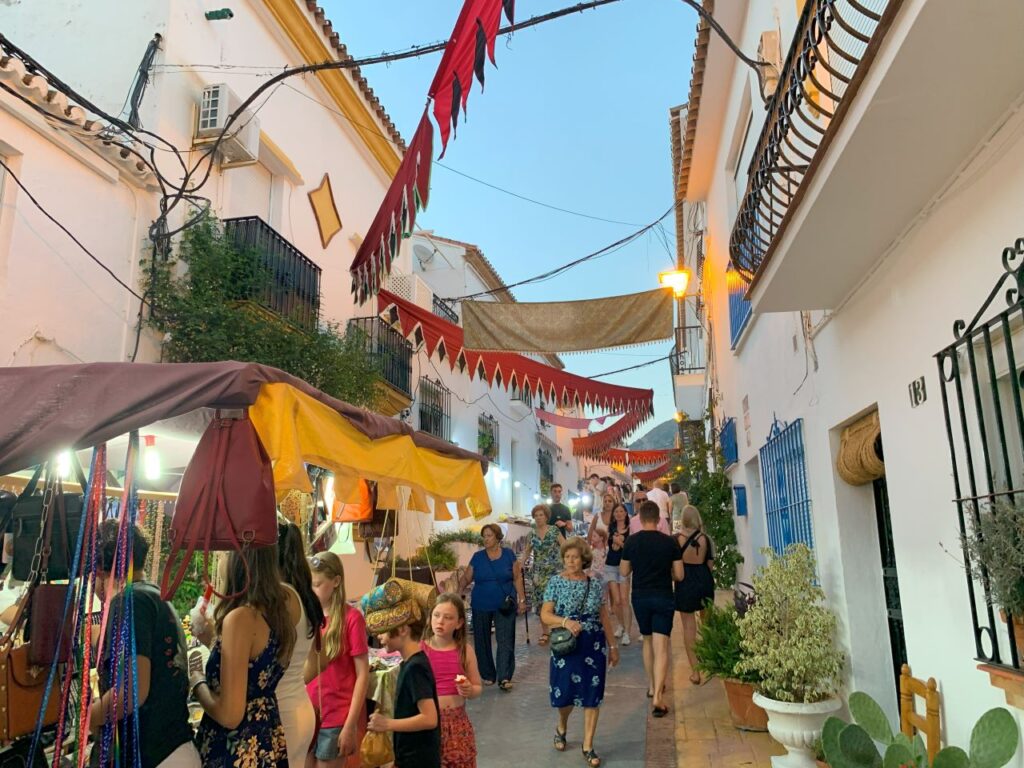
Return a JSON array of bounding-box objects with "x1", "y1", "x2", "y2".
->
[{"x1": 360, "y1": 730, "x2": 394, "y2": 768}]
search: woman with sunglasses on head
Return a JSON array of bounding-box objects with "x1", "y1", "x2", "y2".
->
[
  {"x1": 276, "y1": 523, "x2": 326, "y2": 767},
  {"x1": 192, "y1": 546, "x2": 298, "y2": 767},
  {"x1": 304, "y1": 552, "x2": 370, "y2": 768}
]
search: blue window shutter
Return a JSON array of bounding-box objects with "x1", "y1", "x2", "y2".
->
[
  {"x1": 733, "y1": 485, "x2": 748, "y2": 517},
  {"x1": 721, "y1": 418, "x2": 738, "y2": 468},
  {"x1": 728, "y1": 270, "x2": 753, "y2": 349},
  {"x1": 758, "y1": 418, "x2": 813, "y2": 553}
]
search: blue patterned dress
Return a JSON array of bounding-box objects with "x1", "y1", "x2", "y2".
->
[
  {"x1": 543, "y1": 574, "x2": 608, "y2": 709},
  {"x1": 195, "y1": 631, "x2": 288, "y2": 767}
]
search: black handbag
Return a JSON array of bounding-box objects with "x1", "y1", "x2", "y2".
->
[
  {"x1": 550, "y1": 578, "x2": 591, "y2": 656},
  {"x1": 13, "y1": 461, "x2": 85, "y2": 582},
  {"x1": 483, "y1": 550, "x2": 517, "y2": 616}
]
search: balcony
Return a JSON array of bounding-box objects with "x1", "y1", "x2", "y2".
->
[
  {"x1": 432, "y1": 295, "x2": 459, "y2": 324},
  {"x1": 348, "y1": 316, "x2": 413, "y2": 415},
  {"x1": 671, "y1": 326, "x2": 707, "y2": 422},
  {"x1": 734, "y1": 0, "x2": 1024, "y2": 312},
  {"x1": 223, "y1": 216, "x2": 321, "y2": 331}
]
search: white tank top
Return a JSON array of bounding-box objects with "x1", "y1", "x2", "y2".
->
[{"x1": 276, "y1": 582, "x2": 315, "y2": 707}]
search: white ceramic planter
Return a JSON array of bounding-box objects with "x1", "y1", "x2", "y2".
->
[{"x1": 752, "y1": 693, "x2": 841, "y2": 768}]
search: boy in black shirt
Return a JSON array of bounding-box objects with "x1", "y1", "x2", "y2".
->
[
  {"x1": 368, "y1": 615, "x2": 441, "y2": 768},
  {"x1": 89, "y1": 519, "x2": 198, "y2": 768},
  {"x1": 547, "y1": 483, "x2": 573, "y2": 536},
  {"x1": 621, "y1": 501, "x2": 682, "y2": 719}
]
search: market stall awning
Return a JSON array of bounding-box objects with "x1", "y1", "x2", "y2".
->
[
  {"x1": 378, "y1": 290, "x2": 655, "y2": 415},
  {"x1": 0, "y1": 362, "x2": 491, "y2": 518},
  {"x1": 571, "y1": 410, "x2": 651, "y2": 459}
]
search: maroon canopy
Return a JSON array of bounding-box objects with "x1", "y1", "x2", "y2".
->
[{"x1": 0, "y1": 361, "x2": 486, "y2": 476}]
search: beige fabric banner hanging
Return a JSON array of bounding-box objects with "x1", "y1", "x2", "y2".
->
[{"x1": 461, "y1": 288, "x2": 674, "y2": 353}]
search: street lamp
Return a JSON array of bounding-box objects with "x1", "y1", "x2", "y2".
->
[{"x1": 659, "y1": 268, "x2": 691, "y2": 298}]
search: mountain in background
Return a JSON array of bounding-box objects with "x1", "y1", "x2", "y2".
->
[{"x1": 628, "y1": 419, "x2": 677, "y2": 450}]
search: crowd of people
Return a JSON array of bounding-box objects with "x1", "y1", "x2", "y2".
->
[{"x1": 93, "y1": 474, "x2": 713, "y2": 768}]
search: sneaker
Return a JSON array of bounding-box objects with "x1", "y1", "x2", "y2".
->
[
  {"x1": 621, "y1": 634, "x2": 631, "y2": 647},
  {"x1": 614, "y1": 626, "x2": 623, "y2": 639}
]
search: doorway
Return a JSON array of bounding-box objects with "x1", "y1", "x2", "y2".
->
[{"x1": 872, "y1": 470, "x2": 907, "y2": 697}]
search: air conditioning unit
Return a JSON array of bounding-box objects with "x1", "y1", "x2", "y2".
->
[{"x1": 194, "y1": 83, "x2": 259, "y2": 166}]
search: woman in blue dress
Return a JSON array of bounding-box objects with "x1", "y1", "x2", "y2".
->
[
  {"x1": 190, "y1": 546, "x2": 298, "y2": 767},
  {"x1": 541, "y1": 537, "x2": 620, "y2": 768}
]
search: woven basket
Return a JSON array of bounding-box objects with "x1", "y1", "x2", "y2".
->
[{"x1": 836, "y1": 411, "x2": 884, "y2": 486}]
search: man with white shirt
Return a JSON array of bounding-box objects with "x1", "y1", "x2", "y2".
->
[{"x1": 645, "y1": 479, "x2": 671, "y2": 524}]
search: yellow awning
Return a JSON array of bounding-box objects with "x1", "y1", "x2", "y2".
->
[{"x1": 250, "y1": 383, "x2": 491, "y2": 520}]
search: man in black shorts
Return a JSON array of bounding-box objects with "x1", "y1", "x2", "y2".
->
[{"x1": 620, "y1": 501, "x2": 681, "y2": 718}]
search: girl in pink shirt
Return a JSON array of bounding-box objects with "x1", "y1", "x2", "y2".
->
[
  {"x1": 305, "y1": 553, "x2": 369, "y2": 768},
  {"x1": 422, "y1": 593, "x2": 483, "y2": 768}
]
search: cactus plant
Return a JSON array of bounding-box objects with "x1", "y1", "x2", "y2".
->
[{"x1": 821, "y1": 691, "x2": 1018, "y2": 768}]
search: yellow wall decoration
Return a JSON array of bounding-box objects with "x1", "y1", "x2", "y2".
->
[{"x1": 308, "y1": 173, "x2": 343, "y2": 248}]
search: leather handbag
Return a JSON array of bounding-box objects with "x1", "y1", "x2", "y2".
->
[
  {"x1": 160, "y1": 412, "x2": 277, "y2": 600},
  {"x1": 0, "y1": 642, "x2": 62, "y2": 741},
  {"x1": 550, "y1": 578, "x2": 591, "y2": 657},
  {"x1": 12, "y1": 462, "x2": 85, "y2": 582}
]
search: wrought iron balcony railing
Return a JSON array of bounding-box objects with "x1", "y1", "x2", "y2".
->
[
  {"x1": 432, "y1": 295, "x2": 459, "y2": 324},
  {"x1": 348, "y1": 316, "x2": 413, "y2": 398},
  {"x1": 223, "y1": 216, "x2": 322, "y2": 331},
  {"x1": 670, "y1": 326, "x2": 706, "y2": 376},
  {"x1": 729, "y1": 0, "x2": 902, "y2": 284}
]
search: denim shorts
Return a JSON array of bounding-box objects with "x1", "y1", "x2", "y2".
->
[
  {"x1": 314, "y1": 726, "x2": 342, "y2": 760},
  {"x1": 631, "y1": 592, "x2": 675, "y2": 636},
  {"x1": 603, "y1": 564, "x2": 625, "y2": 584}
]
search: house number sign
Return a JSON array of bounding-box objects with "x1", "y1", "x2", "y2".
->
[{"x1": 908, "y1": 376, "x2": 927, "y2": 408}]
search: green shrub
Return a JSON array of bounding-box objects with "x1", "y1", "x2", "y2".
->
[{"x1": 693, "y1": 603, "x2": 759, "y2": 684}]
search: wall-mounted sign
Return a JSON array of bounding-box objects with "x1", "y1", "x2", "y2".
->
[{"x1": 908, "y1": 376, "x2": 927, "y2": 408}]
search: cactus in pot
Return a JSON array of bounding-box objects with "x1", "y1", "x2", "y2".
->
[{"x1": 821, "y1": 691, "x2": 1018, "y2": 768}]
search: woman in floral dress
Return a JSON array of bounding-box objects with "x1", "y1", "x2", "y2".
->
[
  {"x1": 191, "y1": 546, "x2": 298, "y2": 767},
  {"x1": 540, "y1": 537, "x2": 620, "y2": 768},
  {"x1": 523, "y1": 504, "x2": 563, "y2": 646}
]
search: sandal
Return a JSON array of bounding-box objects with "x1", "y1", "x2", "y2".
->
[
  {"x1": 689, "y1": 672, "x2": 702, "y2": 685},
  {"x1": 482, "y1": 679, "x2": 496, "y2": 686},
  {"x1": 582, "y1": 747, "x2": 601, "y2": 767},
  {"x1": 553, "y1": 728, "x2": 567, "y2": 751},
  {"x1": 652, "y1": 705, "x2": 669, "y2": 718},
  {"x1": 538, "y1": 634, "x2": 550, "y2": 646},
  {"x1": 499, "y1": 680, "x2": 514, "y2": 692}
]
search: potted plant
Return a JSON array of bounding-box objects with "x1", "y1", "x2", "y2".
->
[
  {"x1": 821, "y1": 690, "x2": 1018, "y2": 767},
  {"x1": 693, "y1": 603, "x2": 768, "y2": 731},
  {"x1": 962, "y1": 498, "x2": 1024, "y2": 658},
  {"x1": 736, "y1": 544, "x2": 844, "y2": 768}
]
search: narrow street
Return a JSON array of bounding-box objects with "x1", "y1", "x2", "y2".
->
[{"x1": 469, "y1": 620, "x2": 649, "y2": 768}]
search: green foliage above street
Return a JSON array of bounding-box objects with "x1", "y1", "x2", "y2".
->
[
  {"x1": 143, "y1": 219, "x2": 381, "y2": 409},
  {"x1": 669, "y1": 427, "x2": 742, "y2": 588}
]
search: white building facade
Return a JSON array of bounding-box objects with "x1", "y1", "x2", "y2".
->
[{"x1": 675, "y1": 0, "x2": 1024, "y2": 756}]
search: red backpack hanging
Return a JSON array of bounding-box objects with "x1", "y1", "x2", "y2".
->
[{"x1": 160, "y1": 411, "x2": 277, "y2": 600}]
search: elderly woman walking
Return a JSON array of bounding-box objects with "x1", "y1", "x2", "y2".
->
[
  {"x1": 459, "y1": 523, "x2": 526, "y2": 691},
  {"x1": 523, "y1": 504, "x2": 562, "y2": 647},
  {"x1": 541, "y1": 537, "x2": 620, "y2": 767}
]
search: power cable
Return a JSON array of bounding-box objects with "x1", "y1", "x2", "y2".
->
[
  {"x1": 442, "y1": 199, "x2": 681, "y2": 302},
  {"x1": 279, "y1": 82, "x2": 639, "y2": 227},
  {"x1": 590, "y1": 354, "x2": 672, "y2": 378},
  {"x1": 0, "y1": 156, "x2": 149, "y2": 306}
]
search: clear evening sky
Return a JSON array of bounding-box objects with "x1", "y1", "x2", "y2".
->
[{"x1": 325, "y1": 1, "x2": 700, "y2": 426}]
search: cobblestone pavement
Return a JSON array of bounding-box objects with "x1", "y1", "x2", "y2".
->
[{"x1": 469, "y1": 617, "x2": 649, "y2": 768}]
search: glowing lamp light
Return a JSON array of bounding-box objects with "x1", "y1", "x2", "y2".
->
[
  {"x1": 581, "y1": 494, "x2": 592, "y2": 505},
  {"x1": 55, "y1": 450, "x2": 72, "y2": 480},
  {"x1": 673, "y1": 411, "x2": 685, "y2": 423},
  {"x1": 514, "y1": 481, "x2": 522, "y2": 488},
  {"x1": 533, "y1": 493, "x2": 540, "y2": 501},
  {"x1": 143, "y1": 435, "x2": 161, "y2": 481},
  {"x1": 676, "y1": 465, "x2": 683, "y2": 472},
  {"x1": 546, "y1": 497, "x2": 553, "y2": 505},
  {"x1": 658, "y1": 268, "x2": 691, "y2": 297}
]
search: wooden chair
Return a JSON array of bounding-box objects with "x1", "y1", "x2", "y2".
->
[{"x1": 900, "y1": 664, "x2": 941, "y2": 762}]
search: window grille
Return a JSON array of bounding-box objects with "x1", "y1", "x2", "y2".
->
[
  {"x1": 759, "y1": 418, "x2": 813, "y2": 552},
  {"x1": 418, "y1": 377, "x2": 451, "y2": 442}
]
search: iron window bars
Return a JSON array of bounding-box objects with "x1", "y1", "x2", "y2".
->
[
  {"x1": 418, "y1": 376, "x2": 452, "y2": 442},
  {"x1": 759, "y1": 417, "x2": 814, "y2": 553}
]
